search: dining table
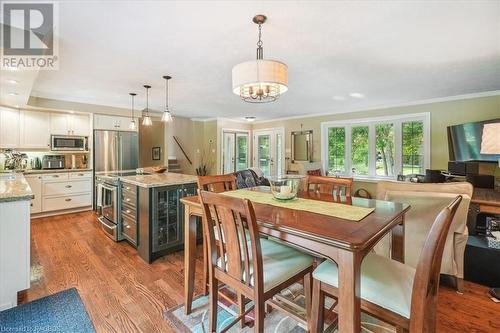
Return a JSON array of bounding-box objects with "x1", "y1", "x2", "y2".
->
[{"x1": 180, "y1": 186, "x2": 410, "y2": 333}]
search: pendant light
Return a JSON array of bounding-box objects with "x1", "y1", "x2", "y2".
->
[
  {"x1": 142, "y1": 84, "x2": 153, "y2": 126},
  {"x1": 129, "y1": 92, "x2": 137, "y2": 130},
  {"x1": 161, "y1": 75, "x2": 173, "y2": 123},
  {"x1": 232, "y1": 14, "x2": 288, "y2": 103}
]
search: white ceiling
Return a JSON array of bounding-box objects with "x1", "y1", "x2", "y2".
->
[{"x1": 6, "y1": 0, "x2": 500, "y2": 120}]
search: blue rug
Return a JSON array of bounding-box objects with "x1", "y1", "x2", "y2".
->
[{"x1": 0, "y1": 288, "x2": 96, "y2": 333}]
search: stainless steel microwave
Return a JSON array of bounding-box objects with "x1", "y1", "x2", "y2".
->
[{"x1": 51, "y1": 135, "x2": 88, "y2": 151}]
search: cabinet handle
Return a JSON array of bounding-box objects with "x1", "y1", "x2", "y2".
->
[
  {"x1": 78, "y1": 173, "x2": 84, "y2": 176},
  {"x1": 52, "y1": 175, "x2": 59, "y2": 178},
  {"x1": 30, "y1": 203, "x2": 33, "y2": 207},
  {"x1": 65, "y1": 185, "x2": 72, "y2": 188},
  {"x1": 65, "y1": 198, "x2": 72, "y2": 202}
]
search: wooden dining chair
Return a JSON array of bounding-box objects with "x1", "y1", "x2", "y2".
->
[
  {"x1": 198, "y1": 174, "x2": 237, "y2": 193},
  {"x1": 197, "y1": 174, "x2": 237, "y2": 296},
  {"x1": 304, "y1": 175, "x2": 353, "y2": 197},
  {"x1": 309, "y1": 195, "x2": 462, "y2": 333},
  {"x1": 199, "y1": 190, "x2": 314, "y2": 333}
]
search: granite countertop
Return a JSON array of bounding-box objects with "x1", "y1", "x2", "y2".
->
[
  {"x1": 0, "y1": 173, "x2": 34, "y2": 203},
  {"x1": 120, "y1": 172, "x2": 198, "y2": 188},
  {"x1": 22, "y1": 168, "x2": 93, "y2": 175}
]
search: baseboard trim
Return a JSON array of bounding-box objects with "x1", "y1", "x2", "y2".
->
[{"x1": 30, "y1": 206, "x2": 93, "y2": 219}]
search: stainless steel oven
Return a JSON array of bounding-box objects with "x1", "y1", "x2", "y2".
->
[
  {"x1": 96, "y1": 177, "x2": 121, "y2": 241},
  {"x1": 51, "y1": 135, "x2": 88, "y2": 151}
]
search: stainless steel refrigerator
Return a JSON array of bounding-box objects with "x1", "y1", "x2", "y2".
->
[{"x1": 93, "y1": 130, "x2": 139, "y2": 173}]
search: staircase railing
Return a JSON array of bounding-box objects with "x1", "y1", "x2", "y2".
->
[{"x1": 172, "y1": 136, "x2": 193, "y2": 165}]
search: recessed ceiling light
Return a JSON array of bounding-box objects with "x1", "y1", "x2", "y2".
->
[
  {"x1": 245, "y1": 116, "x2": 256, "y2": 122},
  {"x1": 8, "y1": 92, "x2": 19, "y2": 96},
  {"x1": 349, "y1": 92, "x2": 365, "y2": 99},
  {"x1": 333, "y1": 96, "x2": 345, "y2": 101},
  {"x1": 7, "y1": 79, "x2": 19, "y2": 84}
]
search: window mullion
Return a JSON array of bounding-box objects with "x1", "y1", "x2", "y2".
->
[
  {"x1": 368, "y1": 123, "x2": 376, "y2": 177},
  {"x1": 345, "y1": 125, "x2": 352, "y2": 176},
  {"x1": 394, "y1": 121, "x2": 402, "y2": 177}
]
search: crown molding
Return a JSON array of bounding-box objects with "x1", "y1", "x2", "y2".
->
[{"x1": 248, "y1": 90, "x2": 500, "y2": 124}]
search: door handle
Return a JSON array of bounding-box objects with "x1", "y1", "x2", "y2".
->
[
  {"x1": 65, "y1": 185, "x2": 72, "y2": 188},
  {"x1": 65, "y1": 198, "x2": 72, "y2": 202}
]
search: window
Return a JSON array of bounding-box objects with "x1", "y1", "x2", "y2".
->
[
  {"x1": 327, "y1": 127, "x2": 345, "y2": 175},
  {"x1": 321, "y1": 113, "x2": 430, "y2": 179},
  {"x1": 402, "y1": 121, "x2": 424, "y2": 175},
  {"x1": 351, "y1": 126, "x2": 369, "y2": 175}
]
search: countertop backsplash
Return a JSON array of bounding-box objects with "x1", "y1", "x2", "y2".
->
[{"x1": 0, "y1": 150, "x2": 90, "y2": 172}]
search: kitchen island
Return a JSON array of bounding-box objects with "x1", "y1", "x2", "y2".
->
[
  {"x1": 119, "y1": 172, "x2": 199, "y2": 263},
  {"x1": 0, "y1": 173, "x2": 33, "y2": 310}
]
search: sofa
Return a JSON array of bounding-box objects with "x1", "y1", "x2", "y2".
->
[
  {"x1": 374, "y1": 181, "x2": 473, "y2": 290},
  {"x1": 233, "y1": 168, "x2": 270, "y2": 189}
]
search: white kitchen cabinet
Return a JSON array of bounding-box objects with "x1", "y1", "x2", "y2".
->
[
  {"x1": 94, "y1": 114, "x2": 138, "y2": 131},
  {"x1": 50, "y1": 113, "x2": 90, "y2": 136},
  {"x1": 19, "y1": 111, "x2": 51, "y2": 148},
  {"x1": 0, "y1": 107, "x2": 20, "y2": 148},
  {"x1": 50, "y1": 113, "x2": 70, "y2": 135},
  {"x1": 70, "y1": 114, "x2": 90, "y2": 136},
  {"x1": 24, "y1": 175, "x2": 42, "y2": 213},
  {"x1": 0, "y1": 198, "x2": 30, "y2": 310}
]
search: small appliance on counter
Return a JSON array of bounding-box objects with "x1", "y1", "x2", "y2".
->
[{"x1": 42, "y1": 155, "x2": 65, "y2": 169}]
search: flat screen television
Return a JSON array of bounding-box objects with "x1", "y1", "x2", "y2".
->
[{"x1": 447, "y1": 118, "x2": 500, "y2": 162}]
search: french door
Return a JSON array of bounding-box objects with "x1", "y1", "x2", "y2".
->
[
  {"x1": 253, "y1": 128, "x2": 285, "y2": 177},
  {"x1": 222, "y1": 130, "x2": 250, "y2": 174}
]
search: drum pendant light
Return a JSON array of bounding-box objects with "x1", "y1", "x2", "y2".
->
[{"x1": 232, "y1": 15, "x2": 288, "y2": 103}]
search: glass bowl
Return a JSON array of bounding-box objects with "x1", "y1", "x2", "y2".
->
[{"x1": 268, "y1": 175, "x2": 304, "y2": 201}]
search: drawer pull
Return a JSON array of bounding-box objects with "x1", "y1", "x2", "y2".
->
[
  {"x1": 65, "y1": 198, "x2": 72, "y2": 202},
  {"x1": 78, "y1": 173, "x2": 84, "y2": 176},
  {"x1": 65, "y1": 185, "x2": 72, "y2": 188},
  {"x1": 52, "y1": 175, "x2": 59, "y2": 178}
]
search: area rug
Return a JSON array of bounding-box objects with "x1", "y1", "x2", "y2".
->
[
  {"x1": 0, "y1": 288, "x2": 96, "y2": 333},
  {"x1": 165, "y1": 284, "x2": 395, "y2": 333}
]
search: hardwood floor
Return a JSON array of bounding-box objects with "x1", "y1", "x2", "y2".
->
[{"x1": 24, "y1": 211, "x2": 500, "y2": 333}]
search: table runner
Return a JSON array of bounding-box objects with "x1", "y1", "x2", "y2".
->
[{"x1": 222, "y1": 189, "x2": 374, "y2": 221}]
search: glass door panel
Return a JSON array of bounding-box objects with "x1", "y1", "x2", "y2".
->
[
  {"x1": 254, "y1": 128, "x2": 285, "y2": 177},
  {"x1": 236, "y1": 134, "x2": 248, "y2": 171},
  {"x1": 222, "y1": 131, "x2": 250, "y2": 173},
  {"x1": 257, "y1": 135, "x2": 271, "y2": 177},
  {"x1": 222, "y1": 132, "x2": 236, "y2": 174}
]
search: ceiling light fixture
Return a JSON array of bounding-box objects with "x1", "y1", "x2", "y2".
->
[
  {"x1": 232, "y1": 14, "x2": 288, "y2": 103},
  {"x1": 245, "y1": 116, "x2": 256, "y2": 122},
  {"x1": 161, "y1": 75, "x2": 173, "y2": 123},
  {"x1": 142, "y1": 85, "x2": 153, "y2": 126},
  {"x1": 349, "y1": 92, "x2": 365, "y2": 99},
  {"x1": 129, "y1": 92, "x2": 137, "y2": 130},
  {"x1": 8, "y1": 92, "x2": 18, "y2": 96},
  {"x1": 7, "y1": 79, "x2": 19, "y2": 84}
]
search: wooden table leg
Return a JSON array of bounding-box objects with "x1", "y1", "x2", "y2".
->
[
  {"x1": 391, "y1": 215, "x2": 405, "y2": 263},
  {"x1": 184, "y1": 208, "x2": 197, "y2": 315},
  {"x1": 336, "y1": 250, "x2": 362, "y2": 333}
]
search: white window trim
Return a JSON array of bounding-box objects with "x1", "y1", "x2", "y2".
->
[
  {"x1": 321, "y1": 112, "x2": 431, "y2": 180},
  {"x1": 220, "y1": 128, "x2": 251, "y2": 174}
]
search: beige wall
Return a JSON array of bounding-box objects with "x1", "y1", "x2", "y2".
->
[{"x1": 251, "y1": 95, "x2": 499, "y2": 196}]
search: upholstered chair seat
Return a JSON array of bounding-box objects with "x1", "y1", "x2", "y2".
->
[
  {"x1": 313, "y1": 253, "x2": 415, "y2": 318},
  {"x1": 218, "y1": 237, "x2": 314, "y2": 291}
]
